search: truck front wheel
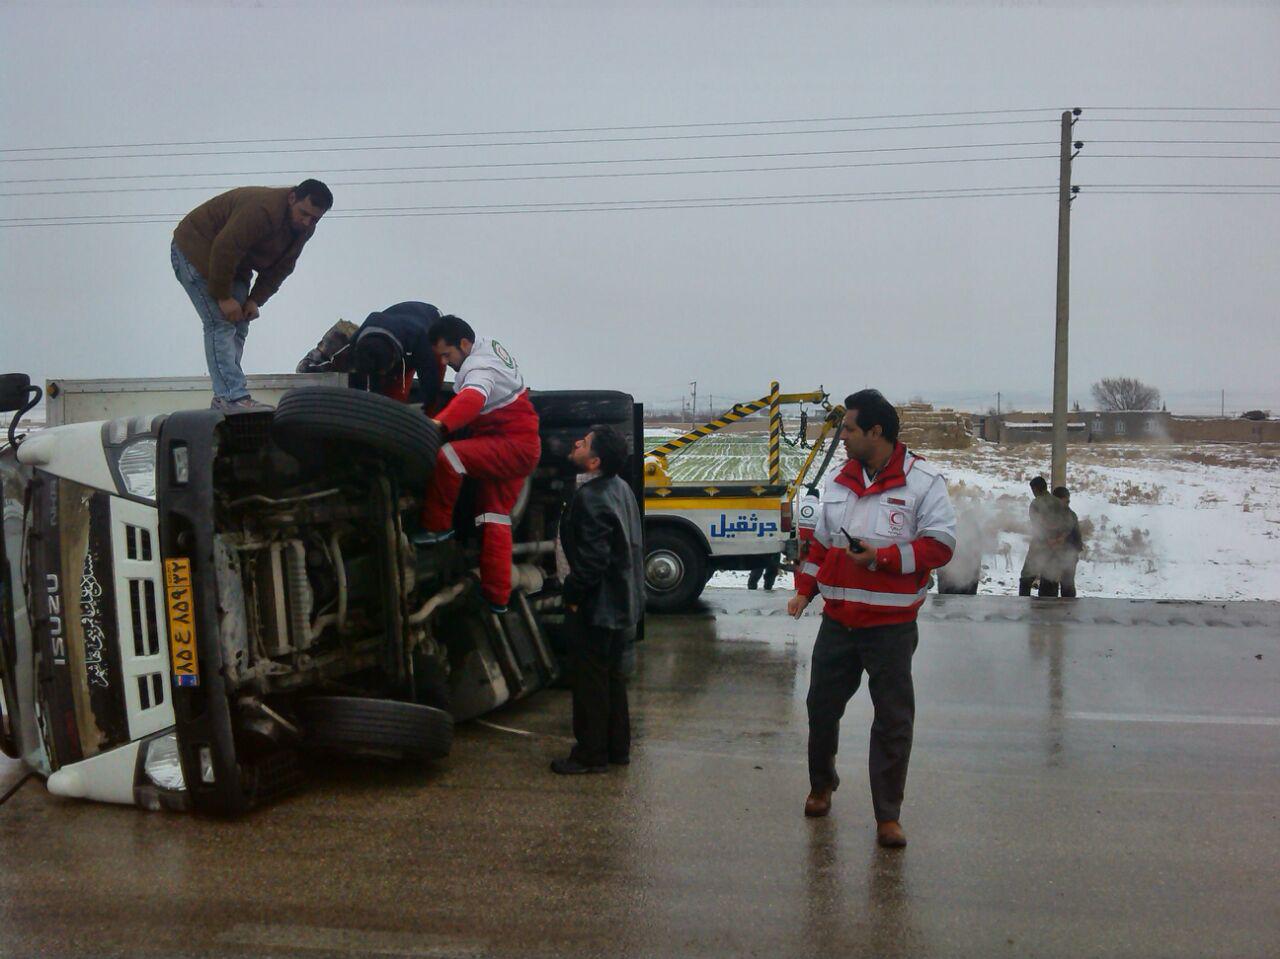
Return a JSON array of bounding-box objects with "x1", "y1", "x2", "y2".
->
[{"x1": 644, "y1": 527, "x2": 707, "y2": 613}]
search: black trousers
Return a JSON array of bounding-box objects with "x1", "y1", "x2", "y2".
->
[
  {"x1": 568, "y1": 612, "x2": 632, "y2": 767},
  {"x1": 747, "y1": 558, "x2": 779, "y2": 590},
  {"x1": 806, "y1": 616, "x2": 918, "y2": 823}
]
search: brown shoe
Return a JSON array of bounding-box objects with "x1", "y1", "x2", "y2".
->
[
  {"x1": 804, "y1": 787, "x2": 833, "y2": 818},
  {"x1": 876, "y1": 820, "x2": 907, "y2": 848}
]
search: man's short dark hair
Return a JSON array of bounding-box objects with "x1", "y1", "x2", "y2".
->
[
  {"x1": 588, "y1": 425, "x2": 629, "y2": 477},
  {"x1": 293, "y1": 179, "x2": 334, "y2": 210},
  {"x1": 352, "y1": 329, "x2": 401, "y2": 375},
  {"x1": 430, "y1": 314, "x2": 476, "y2": 347},
  {"x1": 843, "y1": 389, "x2": 899, "y2": 443},
  {"x1": 1030, "y1": 476, "x2": 1049, "y2": 493},
  {"x1": 1052, "y1": 485, "x2": 1070, "y2": 500}
]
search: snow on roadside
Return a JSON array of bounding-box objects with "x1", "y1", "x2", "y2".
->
[
  {"x1": 679, "y1": 437, "x2": 1280, "y2": 602},
  {"x1": 926, "y1": 442, "x2": 1280, "y2": 601}
]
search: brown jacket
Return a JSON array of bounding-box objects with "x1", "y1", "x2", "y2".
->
[{"x1": 173, "y1": 186, "x2": 312, "y2": 305}]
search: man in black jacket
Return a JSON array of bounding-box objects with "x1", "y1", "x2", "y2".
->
[
  {"x1": 552, "y1": 425, "x2": 645, "y2": 775},
  {"x1": 348, "y1": 301, "x2": 445, "y2": 414}
]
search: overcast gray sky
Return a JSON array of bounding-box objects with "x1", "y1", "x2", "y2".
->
[{"x1": 2, "y1": 0, "x2": 1277, "y2": 414}]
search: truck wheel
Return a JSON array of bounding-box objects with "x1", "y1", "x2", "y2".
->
[
  {"x1": 297, "y1": 696, "x2": 453, "y2": 763},
  {"x1": 644, "y1": 527, "x2": 707, "y2": 613},
  {"x1": 271, "y1": 387, "x2": 441, "y2": 485},
  {"x1": 531, "y1": 390, "x2": 634, "y2": 427}
]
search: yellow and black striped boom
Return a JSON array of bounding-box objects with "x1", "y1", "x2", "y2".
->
[{"x1": 646, "y1": 385, "x2": 830, "y2": 462}]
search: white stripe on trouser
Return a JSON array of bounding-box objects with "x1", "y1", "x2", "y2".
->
[
  {"x1": 818, "y1": 583, "x2": 928, "y2": 607},
  {"x1": 897, "y1": 543, "x2": 916, "y2": 575},
  {"x1": 475, "y1": 513, "x2": 511, "y2": 526},
  {"x1": 800, "y1": 562, "x2": 820, "y2": 577},
  {"x1": 442, "y1": 443, "x2": 466, "y2": 475}
]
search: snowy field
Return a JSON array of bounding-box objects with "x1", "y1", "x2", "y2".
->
[{"x1": 647, "y1": 432, "x2": 1280, "y2": 602}]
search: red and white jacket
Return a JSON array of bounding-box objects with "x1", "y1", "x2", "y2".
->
[
  {"x1": 436, "y1": 336, "x2": 539, "y2": 438},
  {"x1": 794, "y1": 443, "x2": 957, "y2": 628}
]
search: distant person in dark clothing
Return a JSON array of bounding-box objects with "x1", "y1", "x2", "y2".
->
[
  {"x1": 1018, "y1": 476, "x2": 1057, "y2": 597},
  {"x1": 552, "y1": 425, "x2": 645, "y2": 775},
  {"x1": 747, "y1": 555, "x2": 780, "y2": 590},
  {"x1": 349, "y1": 302, "x2": 446, "y2": 414},
  {"x1": 1041, "y1": 486, "x2": 1083, "y2": 598}
]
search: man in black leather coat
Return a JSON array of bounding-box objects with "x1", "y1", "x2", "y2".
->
[{"x1": 552, "y1": 425, "x2": 645, "y2": 775}]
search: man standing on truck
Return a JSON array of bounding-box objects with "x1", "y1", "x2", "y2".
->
[
  {"x1": 787, "y1": 389, "x2": 957, "y2": 848},
  {"x1": 417, "y1": 316, "x2": 541, "y2": 613},
  {"x1": 349, "y1": 302, "x2": 446, "y2": 413},
  {"x1": 171, "y1": 180, "x2": 333, "y2": 412},
  {"x1": 552, "y1": 425, "x2": 645, "y2": 775}
]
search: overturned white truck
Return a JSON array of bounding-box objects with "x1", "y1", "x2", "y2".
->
[{"x1": 0, "y1": 373, "x2": 641, "y2": 815}]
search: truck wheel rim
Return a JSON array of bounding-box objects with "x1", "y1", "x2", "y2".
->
[{"x1": 646, "y1": 550, "x2": 684, "y2": 591}]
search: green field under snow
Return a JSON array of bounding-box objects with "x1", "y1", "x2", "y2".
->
[{"x1": 646, "y1": 433, "x2": 814, "y2": 484}]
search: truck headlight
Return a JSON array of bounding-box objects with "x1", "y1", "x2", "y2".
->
[
  {"x1": 117, "y1": 437, "x2": 157, "y2": 499},
  {"x1": 141, "y1": 730, "x2": 185, "y2": 791}
]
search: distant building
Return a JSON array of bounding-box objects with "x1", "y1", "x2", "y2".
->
[{"x1": 978, "y1": 410, "x2": 1172, "y2": 444}]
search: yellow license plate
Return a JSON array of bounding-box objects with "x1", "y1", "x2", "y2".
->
[{"x1": 164, "y1": 558, "x2": 199, "y2": 687}]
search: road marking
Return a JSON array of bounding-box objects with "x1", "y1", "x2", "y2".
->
[
  {"x1": 476, "y1": 719, "x2": 538, "y2": 737},
  {"x1": 1064, "y1": 711, "x2": 1280, "y2": 727}
]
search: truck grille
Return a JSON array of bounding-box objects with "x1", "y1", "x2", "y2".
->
[
  {"x1": 125, "y1": 524, "x2": 153, "y2": 561},
  {"x1": 128, "y1": 579, "x2": 160, "y2": 658},
  {"x1": 221, "y1": 411, "x2": 273, "y2": 451},
  {"x1": 136, "y1": 671, "x2": 165, "y2": 710}
]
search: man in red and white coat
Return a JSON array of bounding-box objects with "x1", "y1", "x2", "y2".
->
[
  {"x1": 787, "y1": 389, "x2": 957, "y2": 848},
  {"x1": 419, "y1": 315, "x2": 541, "y2": 613}
]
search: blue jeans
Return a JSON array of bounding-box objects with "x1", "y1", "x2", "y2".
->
[{"x1": 170, "y1": 240, "x2": 251, "y2": 401}]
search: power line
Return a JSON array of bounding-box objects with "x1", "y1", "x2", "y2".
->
[
  {"x1": 7, "y1": 146, "x2": 1275, "y2": 191},
  {"x1": 0, "y1": 153, "x2": 1062, "y2": 198},
  {"x1": 0, "y1": 119, "x2": 1060, "y2": 164},
  {"x1": 1089, "y1": 154, "x2": 1280, "y2": 160},
  {"x1": 1084, "y1": 118, "x2": 1280, "y2": 125},
  {"x1": 0, "y1": 187, "x2": 1059, "y2": 228},
  {"x1": 1080, "y1": 182, "x2": 1280, "y2": 188},
  {"x1": 5, "y1": 107, "x2": 1275, "y2": 156},
  {"x1": 0, "y1": 108, "x2": 1069, "y2": 153},
  {"x1": 4, "y1": 143, "x2": 1276, "y2": 191},
  {"x1": 0, "y1": 184, "x2": 1057, "y2": 220},
  {"x1": 1092, "y1": 139, "x2": 1280, "y2": 145},
  {"x1": 0, "y1": 140, "x2": 1060, "y2": 185},
  {"x1": 1089, "y1": 191, "x2": 1280, "y2": 196},
  {"x1": 1082, "y1": 106, "x2": 1280, "y2": 112}
]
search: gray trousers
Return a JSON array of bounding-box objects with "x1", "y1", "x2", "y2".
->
[{"x1": 806, "y1": 616, "x2": 918, "y2": 822}]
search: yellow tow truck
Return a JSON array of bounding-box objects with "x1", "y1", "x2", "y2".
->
[{"x1": 642, "y1": 383, "x2": 844, "y2": 611}]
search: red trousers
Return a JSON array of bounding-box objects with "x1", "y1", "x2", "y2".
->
[{"x1": 422, "y1": 430, "x2": 541, "y2": 605}]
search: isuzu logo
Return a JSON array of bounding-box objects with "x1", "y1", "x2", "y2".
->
[{"x1": 46, "y1": 573, "x2": 66, "y2": 665}]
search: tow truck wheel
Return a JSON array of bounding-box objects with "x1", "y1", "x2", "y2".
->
[
  {"x1": 298, "y1": 696, "x2": 453, "y2": 763},
  {"x1": 271, "y1": 387, "x2": 441, "y2": 485},
  {"x1": 644, "y1": 527, "x2": 706, "y2": 613}
]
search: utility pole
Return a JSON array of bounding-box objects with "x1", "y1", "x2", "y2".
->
[
  {"x1": 997, "y1": 391, "x2": 1001, "y2": 415},
  {"x1": 689, "y1": 380, "x2": 697, "y2": 428},
  {"x1": 1221, "y1": 389, "x2": 1225, "y2": 418},
  {"x1": 1051, "y1": 109, "x2": 1083, "y2": 489}
]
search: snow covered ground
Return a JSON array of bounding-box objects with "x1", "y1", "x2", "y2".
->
[{"x1": 649, "y1": 432, "x2": 1280, "y2": 602}]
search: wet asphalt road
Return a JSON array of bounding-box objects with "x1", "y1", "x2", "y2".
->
[{"x1": 1, "y1": 590, "x2": 1278, "y2": 959}]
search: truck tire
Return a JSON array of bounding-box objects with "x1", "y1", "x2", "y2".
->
[
  {"x1": 297, "y1": 696, "x2": 453, "y2": 763},
  {"x1": 531, "y1": 390, "x2": 634, "y2": 428},
  {"x1": 644, "y1": 526, "x2": 707, "y2": 613},
  {"x1": 271, "y1": 387, "x2": 441, "y2": 485}
]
